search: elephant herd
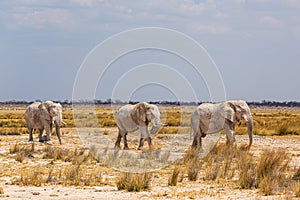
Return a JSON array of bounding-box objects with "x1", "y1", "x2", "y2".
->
[{"x1": 24, "y1": 100, "x2": 253, "y2": 150}]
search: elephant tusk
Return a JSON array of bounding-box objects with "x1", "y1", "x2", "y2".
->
[{"x1": 61, "y1": 121, "x2": 66, "y2": 125}]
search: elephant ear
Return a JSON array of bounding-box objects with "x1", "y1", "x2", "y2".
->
[
  {"x1": 225, "y1": 101, "x2": 236, "y2": 122},
  {"x1": 38, "y1": 101, "x2": 53, "y2": 122},
  {"x1": 130, "y1": 102, "x2": 149, "y2": 125}
]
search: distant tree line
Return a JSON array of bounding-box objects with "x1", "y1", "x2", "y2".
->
[{"x1": 1, "y1": 100, "x2": 300, "y2": 107}]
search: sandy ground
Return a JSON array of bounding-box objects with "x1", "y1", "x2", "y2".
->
[{"x1": 0, "y1": 134, "x2": 299, "y2": 200}]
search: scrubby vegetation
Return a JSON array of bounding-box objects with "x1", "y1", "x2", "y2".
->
[
  {"x1": 116, "y1": 172, "x2": 151, "y2": 192},
  {"x1": 0, "y1": 104, "x2": 299, "y2": 198}
]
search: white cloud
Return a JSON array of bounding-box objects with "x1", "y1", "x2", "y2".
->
[
  {"x1": 8, "y1": 7, "x2": 74, "y2": 30},
  {"x1": 71, "y1": 0, "x2": 94, "y2": 7},
  {"x1": 260, "y1": 16, "x2": 283, "y2": 28},
  {"x1": 190, "y1": 23, "x2": 231, "y2": 34}
]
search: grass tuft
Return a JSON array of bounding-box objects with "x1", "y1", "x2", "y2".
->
[
  {"x1": 168, "y1": 166, "x2": 180, "y2": 186},
  {"x1": 116, "y1": 173, "x2": 151, "y2": 192},
  {"x1": 293, "y1": 182, "x2": 300, "y2": 197},
  {"x1": 257, "y1": 148, "x2": 290, "y2": 195},
  {"x1": 185, "y1": 148, "x2": 202, "y2": 181},
  {"x1": 237, "y1": 151, "x2": 256, "y2": 189}
]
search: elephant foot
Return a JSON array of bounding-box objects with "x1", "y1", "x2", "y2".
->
[
  {"x1": 39, "y1": 135, "x2": 48, "y2": 143},
  {"x1": 114, "y1": 144, "x2": 121, "y2": 149},
  {"x1": 123, "y1": 146, "x2": 129, "y2": 150},
  {"x1": 45, "y1": 141, "x2": 53, "y2": 145}
]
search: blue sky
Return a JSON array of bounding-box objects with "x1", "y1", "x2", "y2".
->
[{"x1": 0, "y1": 0, "x2": 299, "y2": 102}]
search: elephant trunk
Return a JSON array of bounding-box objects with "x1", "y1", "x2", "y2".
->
[
  {"x1": 150, "y1": 119, "x2": 161, "y2": 135},
  {"x1": 54, "y1": 112, "x2": 63, "y2": 144},
  {"x1": 55, "y1": 125, "x2": 62, "y2": 144},
  {"x1": 246, "y1": 115, "x2": 253, "y2": 149}
]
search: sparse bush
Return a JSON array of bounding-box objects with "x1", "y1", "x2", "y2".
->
[
  {"x1": 184, "y1": 147, "x2": 202, "y2": 181},
  {"x1": 15, "y1": 151, "x2": 26, "y2": 163},
  {"x1": 83, "y1": 167, "x2": 102, "y2": 186},
  {"x1": 10, "y1": 143, "x2": 34, "y2": 162},
  {"x1": 202, "y1": 143, "x2": 238, "y2": 181},
  {"x1": 276, "y1": 125, "x2": 299, "y2": 135},
  {"x1": 257, "y1": 148, "x2": 291, "y2": 195},
  {"x1": 277, "y1": 125, "x2": 289, "y2": 135},
  {"x1": 18, "y1": 166, "x2": 44, "y2": 186},
  {"x1": 292, "y1": 167, "x2": 300, "y2": 181},
  {"x1": 9, "y1": 143, "x2": 21, "y2": 154},
  {"x1": 237, "y1": 151, "x2": 256, "y2": 189},
  {"x1": 116, "y1": 173, "x2": 151, "y2": 192},
  {"x1": 168, "y1": 166, "x2": 180, "y2": 186},
  {"x1": 203, "y1": 154, "x2": 219, "y2": 181},
  {"x1": 293, "y1": 182, "x2": 300, "y2": 197},
  {"x1": 43, "y1": 147, "x2": 94, "y2": 164},
  {"x1": 43, "y1": 146, "x2": 69, "y2": 161},
  {"x1": 62, "y1": 164, "x2": 81, "y2": 186}
]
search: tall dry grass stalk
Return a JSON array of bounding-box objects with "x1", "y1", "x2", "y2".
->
[{"x1": 168, "y1": 166, "x2": 180, "y2": 186}]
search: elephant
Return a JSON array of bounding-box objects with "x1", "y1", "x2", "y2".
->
[
  {"x1": 114, "y1": 102, "x2": 161, "y2": 150},
  {"x1": 190, "y1": 100, "x2": 253, "y2": 149},
  {"x1": 24, "y1": 101, "x2": 63, "y2": 144}
]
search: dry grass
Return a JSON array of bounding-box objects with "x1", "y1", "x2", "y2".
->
[
  {"x1": 13, "y1": 163, "x2": 103, "y2": 187},
  {"x1": 237, "y1": 151, "x2": 256, "y2": 189},
  {"x1": 116, "y1": 173, "x2": 151, "y2": 192},
  {"x1": 184, "y1": 148, "x2": 202, "y2": 181},
  {"x1": 202, "y1": 143, "x2": 239, "y2": 181},
  {"x1": 42, "y1": 146, "x2": 94, "y2": 164},
  {"x1": 293, "y1": 182, "x2": 300, "y2": 197},
  {"x1": 0, "y1": 187, "x2": 4, "y2": 194},
  {"x1": 251, "y1": 109, "x2": 300, "y2": 136},
  {"x1": 9, "y1": 143, "x2": 35, "y2": 163},
  {"x1": 168, "y1": 166, "x2": 180, "y2": 186},
  {"x1": 1, "y1": 105, "x2": 300, "y2": 198},
  {"x1": 1, "y1": 105, "x2": 300, "y2": 136},
  {"x1": 17, "y1": 166, "x2": 45, "y2": 186},
  {"x1": 256, "y1": 149, "x2": 291, "y2": 195},
  {"x1": 292, "y1": 167, "x2": 300, "y2": 181}
]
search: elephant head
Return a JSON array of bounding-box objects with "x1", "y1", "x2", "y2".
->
[
  {"x1": 38, "y1": 101, "x2": 62, "y2": 144},
  {"x1": 130, "y1": 102, "x2": 161, "y2": 135},
  {"x1": 225, "y1": 100, "x2": 253, "y2": 148}
]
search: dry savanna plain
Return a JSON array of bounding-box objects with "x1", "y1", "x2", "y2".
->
[{"x1": 0, "y1": 104, "x2": 300, "y2": 199}]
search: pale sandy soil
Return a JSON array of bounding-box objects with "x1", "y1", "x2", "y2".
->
[{"x1": 0, "y1": 133, "x2": 299, "y2": 200}]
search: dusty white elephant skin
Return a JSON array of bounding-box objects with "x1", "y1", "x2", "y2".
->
[
  {"x1": 191, "y1": 100, "x2": 253, "y2": 149},
  {"x1": 115, "y1": 102, "x2": 161, "y2": 150},
  {"x1": 24, "y1": 101, "x2": 63, "y2": 144}
]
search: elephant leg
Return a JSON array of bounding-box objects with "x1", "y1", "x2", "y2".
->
[
  {"x1": 123, "y1": 133, "x2": 129, "y2": 150},
  {"x1": 138, "y1": 138, "x2": 145, "y2": 150},
  {"x1": 138, "y1": 126, "x2": 149, "y2": 150},
  {"x1": 38, "y1": 129, "x2": 44, "y2": 142},
  {"x1": 28, "y1": 128, "x2": 33, "y2": 142},
  {"x1": 50, "y1": 123, "x2": 53, "y2": 133},
  {"x1": 224, "y1": 120, "x2": 236, "y2": 146},
  {"x1": 43, "y1": 123, "x2": 51, "y2": 141},
  {"x1": 192, "y1": 128, "x2": 202, "y2": 148},
  {"x1": 145, "y1": 137, "x2": 152, "y2": 150},
  {"x1": 114, "y1": 130, "x2": 123, "y2": 149}
]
